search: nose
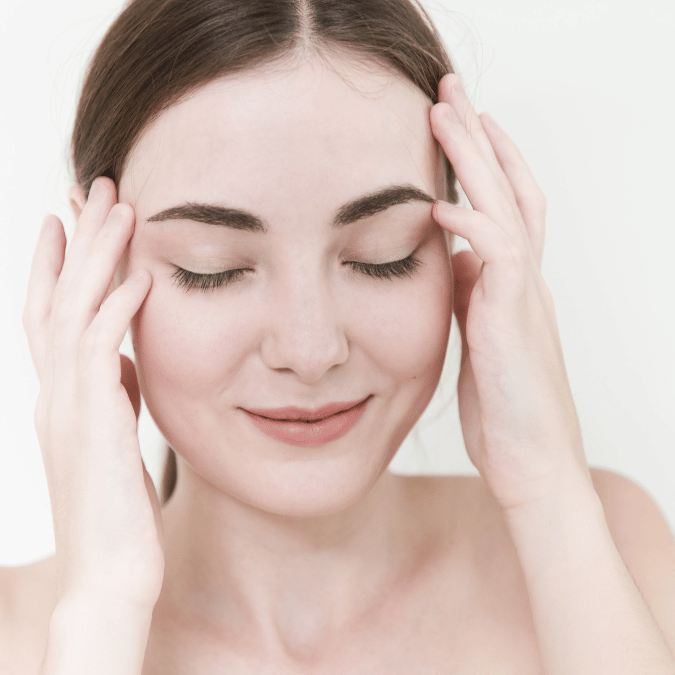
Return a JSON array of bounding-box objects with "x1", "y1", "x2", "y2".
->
[{"x1": 260, "y1": 271, "x2": 349, "y2": 384}]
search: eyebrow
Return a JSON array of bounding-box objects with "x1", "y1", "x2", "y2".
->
[{"x1": 146, "y1": 184, "x2": 435, "y2": 232}]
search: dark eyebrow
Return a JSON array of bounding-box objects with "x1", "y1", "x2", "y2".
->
[
  {"x1": 146, "y1": 184, "x2": 435, "y2": 231},
  {"x1": 147, "y1": 203, "x2": 266, "y2": 232},
  {"x1": 332, "y1": 184, "x2": 436, "y2": 227}
]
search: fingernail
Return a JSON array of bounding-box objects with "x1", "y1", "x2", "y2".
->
[
  {"x1": 88, "y1": 177, "x2": 103, "y2": 201},
  {"x1": 131, "y1": 269, "x2": 151, "y2": 286},
  {"x1": 40, "y1": 215, "x2": 51, "y2": 236},
  {"x1": 442, "y1": 102, "x2": 461, "y2": 124},
  {"x1": 87, "y1": 180, "x2": 98, "y2": 202},
  {"x1": 482, "y1": 112, "x2": 499, "y2": 128},
  {"x1": 433, "y1": 200, "x2": 455, "y2": 218}
]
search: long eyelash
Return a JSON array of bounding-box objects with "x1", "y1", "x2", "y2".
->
[
  {"x1": 348, "y1": 254, "x2": 422, "y2": 280},
  {"x1": 172, "y1": 267, "x2": 248, "y2": 292},
  {"x1": 173, "y1": 254, "x2": 421, "y2": 292}
]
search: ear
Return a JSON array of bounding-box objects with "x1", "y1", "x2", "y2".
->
[{"x1": 68, "y1": 183, "x2": 88, "y2": 222}]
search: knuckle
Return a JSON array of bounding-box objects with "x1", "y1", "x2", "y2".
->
[
  {"x1": 51, "y1": 288, "x2": 74, "y2": 323},
  {"x1": 503, "y1": 239, "x2": 524, "y2": 267},
  {"x1": 50, "y1": 313, "x2": 76, "y2": 351},
  {"x1": 78, "y1": 323, "x2": 115, "y2": 377},
  {"x1": 47, "y1": 304, "x2": 75, "y2": 354},
  {"x1": 48, "y1": 326, "x2": 72, "y2": 361},
  {"x1": 79, "y1": 325, "x2": 104, "y2": 365}
]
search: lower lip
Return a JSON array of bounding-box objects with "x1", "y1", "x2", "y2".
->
[{"x1": 242, "y1": 397, "x2": 370, "y2": 446}]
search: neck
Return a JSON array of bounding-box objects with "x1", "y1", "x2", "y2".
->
[{"x1": 156, "y1": 460, "x2": 421, "y2": 661}]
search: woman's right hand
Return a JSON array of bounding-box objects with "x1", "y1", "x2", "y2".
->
[{"x1": 22, "y1": 177, "x2": 165, "y2": 610}]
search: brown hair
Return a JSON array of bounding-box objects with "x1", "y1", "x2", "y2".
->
[{"x1": 71, "y1": 0, "x2": 459, "y2": 505}]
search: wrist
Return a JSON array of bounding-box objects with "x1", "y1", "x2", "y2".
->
[
  {"x1": 43, "y1": 594, "x2": 154, "y2": 675},
  {"x1": 500, "y1": 461, "x2": 597, "y2": 529},
  {"x1": 500, "y1": 468, "x2": 614, "y2": 582},
  {"x1": 54, "y1": 586, "x2": 157, "y2": 621},
  {"x1": 55, "y1": 557, "x2": 164, "y2": 613}
]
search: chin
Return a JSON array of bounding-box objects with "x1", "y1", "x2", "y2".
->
[
  {"x1": 147, "y1": 373, "x2": 440, "y2": 519},
  {"x1": 168, "y1": 423, "x2": 402, "y2": 519},
  {"x1": 237, "y1": 455, "x2": 395, "y2": 518}
]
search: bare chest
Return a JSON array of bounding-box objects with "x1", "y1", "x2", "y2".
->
[{"x1": 141, "y1": 558, "x2": 543, "y2": 675}]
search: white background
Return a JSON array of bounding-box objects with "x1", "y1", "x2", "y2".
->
[{"x1": 0, "y1": 0, "x2": 673, "y2": 566}]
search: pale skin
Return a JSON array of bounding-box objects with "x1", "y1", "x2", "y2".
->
[{"x1": 2, "y1": 50, "x2": 675, "y2": 675}]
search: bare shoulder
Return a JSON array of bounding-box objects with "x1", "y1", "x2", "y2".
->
[
  {"x1": 396, "y1": 470, "x2": 675, "y2": 668},
  {"x1": 392, "y1": 473, "x2": 543, "y2": 673},
  {"x1": 0, "y1": 555, "x2": 58, "y2": 674},
  {"x1": 589, "y1": 466, "x2": 675, "y2": 653}
]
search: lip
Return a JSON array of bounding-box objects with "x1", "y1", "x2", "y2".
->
[
  {"x1": 241, "y1": 396, "x2": 371, "y2": 446},
  {"x1": 243, "y1": 398, "x2": 369, "y2": 422}
]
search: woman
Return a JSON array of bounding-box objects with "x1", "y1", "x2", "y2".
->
[{"x1": 2, "y1": 0, "x2": 675, "y2": 672}]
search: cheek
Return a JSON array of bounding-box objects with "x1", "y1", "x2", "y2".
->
[
  {"x1": 348, "y1": 254, "x2": 453, "y2": 387},
  {"x1": 131, "y1": 285, "x2": 257, "y2": 405},
  {"x1": 131, "y1": 247, "x2": 453, "y2": 424}
]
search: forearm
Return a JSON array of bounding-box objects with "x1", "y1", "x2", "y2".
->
[
  {"x1": 505, "y1": 473, "x2": 675, "y2": 675},
  {"x1": 39, "y1": 592, "x2": 153, "y2": 675}
]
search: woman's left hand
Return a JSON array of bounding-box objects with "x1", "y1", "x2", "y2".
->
[{"x1": 430, "y1": 74, "x2": 592, "y2": 515}]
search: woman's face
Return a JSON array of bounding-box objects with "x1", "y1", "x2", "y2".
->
[{"x1": 118, "y1": 52, "x2": 453, "y2": 516}]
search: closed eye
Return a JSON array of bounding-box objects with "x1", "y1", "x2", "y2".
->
[
  {"x1": 172, "y1": 254, "x2": 422, "y2": 293},
  {"x1": 171, "y1": 266, "x2": 249, "y2": 292},
  {"x1": 345, "y1": 254, "x2": 422, "y2": 280}
]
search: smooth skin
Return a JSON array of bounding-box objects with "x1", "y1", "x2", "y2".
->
[{"x1": 3, "y1": 52, "x2": 675, "y2": 675}]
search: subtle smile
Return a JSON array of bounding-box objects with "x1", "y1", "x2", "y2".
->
[{"x1": 241, "y1": 397, "x2": 371, "y2": 446}]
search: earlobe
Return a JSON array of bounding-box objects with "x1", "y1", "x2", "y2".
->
[{"x1": 68, "y1": 183, "x2": 87, "y2": 222}]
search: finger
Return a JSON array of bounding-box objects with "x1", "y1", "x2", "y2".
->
[
  {"x1": 433, "y1": 200, "x2": 541, "y2": 311},
  {"x1": 480, "y1": 113, "x2": 546, "y2": 268},
  {"x1": 433, "y1": 200, "x2": 522, "y2": 266},
  {"x1": 51, "y1": 203, "x2": 135, "y2": 354},
  {"x1": 430, "y1": 101, "x2": 519, "y2": 233},
  {"x1": 58, "y1": 176, "x2": 118, "y2": 291},
  {"x1": 438, "y1": 74, "x2": 513, "y2": 199},
  {"x1": 78, "y1": 269, "x2": 151, "y2": 381},
  {"x1": 22, "y1": 214, "x2": 66, "y2": 377}
]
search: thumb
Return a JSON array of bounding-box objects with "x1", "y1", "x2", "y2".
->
[{"x1": 120, "y1": 354, "x2": 142, "y2": 420}]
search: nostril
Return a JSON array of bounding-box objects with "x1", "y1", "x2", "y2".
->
[{"x1": 260, "y1": 321, "x2": 348, "y2": 383}]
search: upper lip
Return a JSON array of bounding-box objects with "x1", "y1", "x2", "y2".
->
[{"x1": 242, "y1": 396, "x2": 370, "y2": 422}]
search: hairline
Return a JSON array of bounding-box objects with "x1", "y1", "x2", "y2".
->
[{"x1": 116, "y1": 43, "x2": 435, "y2": 192}]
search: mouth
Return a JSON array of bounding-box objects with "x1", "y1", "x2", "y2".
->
[
  {"x1": 243, "y1": 397, "x2": 370, "y2": 422},
  {"x1": 240, "y1": 396, "x2": 372, "y2": 446}
]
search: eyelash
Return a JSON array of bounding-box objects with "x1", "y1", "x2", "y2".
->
[
  {"x1": 172, "y1": 254, "x2": 422, "y2": 292},
  {"x1": 171, "y1": 267, "x2": 249, "y2": 292},
  {"x1": 347, "y1": 254, "x2": 421, "y2": 280}
]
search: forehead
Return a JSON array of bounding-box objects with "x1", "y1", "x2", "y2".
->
[{"x1": 119, "y1": 52, "x2": 442, "y2": 218}]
